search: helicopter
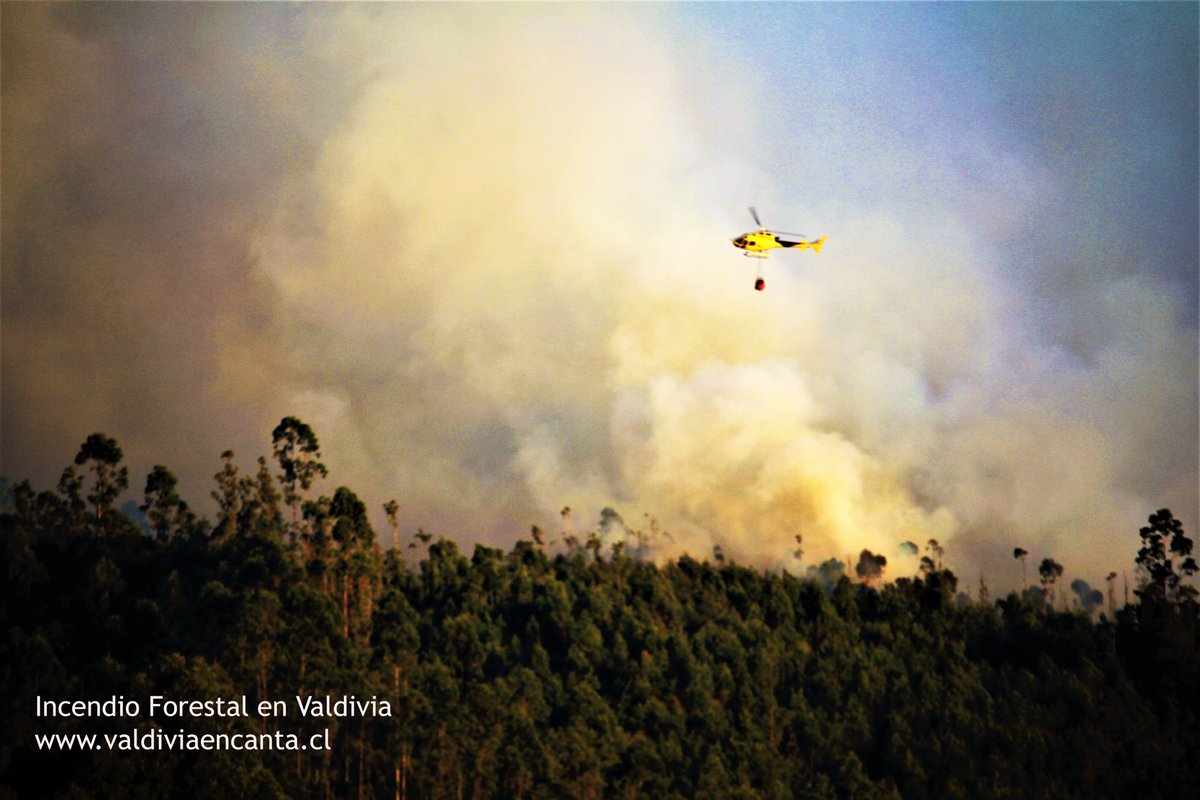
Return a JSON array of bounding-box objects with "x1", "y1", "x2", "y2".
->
[{"x1": 732, "y1": 207, "x2": 825, "y2": 290}]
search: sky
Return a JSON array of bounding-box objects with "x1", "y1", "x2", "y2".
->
[{"x1": 3, "y1": 1, "x2": 1197, "y2": 594}]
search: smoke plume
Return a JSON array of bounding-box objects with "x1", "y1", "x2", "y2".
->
[
  {"x1": 2, "y1": 3, "x2": 1195, "y2": 590},
  {"x1": 855, "y1": 550, "x2": 888, "y2": 584},
  {"x1": 1070, "y1": 579, "x2": 1104, "y2": 614}
]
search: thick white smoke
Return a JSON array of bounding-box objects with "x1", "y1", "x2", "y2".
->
[
  {"x1": 4, "y1": 4, "x2": 1195, "y2": 588},
  {"x1": 235, "y1": 6, "x2": 1196, "y2": 583},
  {"x1": 232, "y1": 7, "x2": 964, "y2": 568}
]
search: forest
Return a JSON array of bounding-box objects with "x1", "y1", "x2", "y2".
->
[{"x1": 1, "y1": 418, "x2": 1197, "y2": 799}]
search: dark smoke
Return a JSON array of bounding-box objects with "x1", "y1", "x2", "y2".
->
[
  {"x1": 1070, "y1": 578, "x2": 1104, "y2": 614},
  {"x1": 855, "y1": 549, "x2": 888, "y2": 583},
  {"x1": 807, "y1": 558, "x2": 847, "y2": 589}
]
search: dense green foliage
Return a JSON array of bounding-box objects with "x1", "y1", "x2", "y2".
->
[{"x1": 2, "y1": 426, "x2": 1197, "y2": 799}]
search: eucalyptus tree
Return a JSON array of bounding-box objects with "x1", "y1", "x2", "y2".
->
[
  {"x1": 141, "y1": 464, "x2": 194, "y2": 539},
  {"x1": 73, "y1": 432, "x2": 129, "y2": 522},
  {"x1": 1013, "y1": 547, "x2": 1029, "y2": 587},
  {"x1": 1038, "y1": 558, "x2": 1064, "y2": 611},
  {"x1": 271, "y1": 416, "x2": 327, "y2": 544},
  {"x1": 211, "y1": 450, "x2": 242, "y2": 537},
  {"x1": 1134, "y1": 508, "x2": 1198, "y2": 604},
  {"x1": 384, "y1": 499, "x2": 400, "y2": 551}
]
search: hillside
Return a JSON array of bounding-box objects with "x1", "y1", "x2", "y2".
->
[{"x1": 1, "y1": 426, "x2": 1197, "y2": 799}]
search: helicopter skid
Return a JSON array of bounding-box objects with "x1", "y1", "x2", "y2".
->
[{"x1": 743, "y1": 251, "x2": 769, "y2": 259}]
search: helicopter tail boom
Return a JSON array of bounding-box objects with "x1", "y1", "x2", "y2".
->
[{"x1": 776, "y1": 235, "x2": 826, "y2": 253}]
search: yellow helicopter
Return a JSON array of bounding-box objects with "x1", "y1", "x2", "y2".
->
[{"x1": 732, "y1": 207, "x2": 825, "y2": 290}]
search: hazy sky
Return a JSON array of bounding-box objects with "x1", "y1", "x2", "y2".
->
[{"x1": 3, "y1": 2, "x2": 1196, "y2": 591}]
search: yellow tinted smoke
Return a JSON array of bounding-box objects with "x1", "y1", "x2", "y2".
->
[{"x1": 244, "y1": 6, "x2": 957, "y2": 568}]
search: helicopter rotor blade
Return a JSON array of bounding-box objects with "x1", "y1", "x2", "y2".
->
[
  {"x1": 749, "y1": 207, "x2": 762, "y2": 228},
  {"x1": 770, "y1": 230, "x2": 808, "y2": 239}
]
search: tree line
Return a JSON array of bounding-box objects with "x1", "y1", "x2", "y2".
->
[{"x1": 1, "y1": 419, "x2": 1197, "y2": 799}]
